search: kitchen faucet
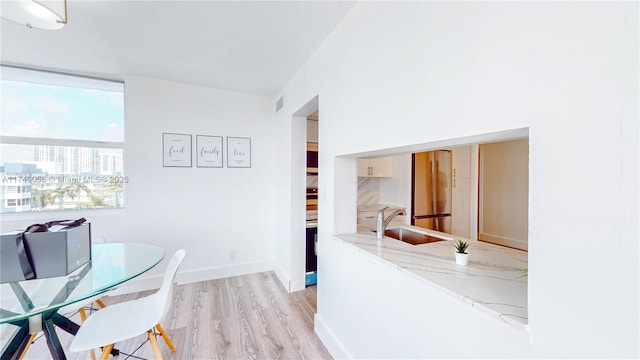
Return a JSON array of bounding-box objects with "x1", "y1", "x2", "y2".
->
[{"x1": 376, "y1": 207, "x2": 406, "y2": 239}]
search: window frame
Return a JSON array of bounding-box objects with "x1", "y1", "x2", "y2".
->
[{"x1": 1, "y1": 136, "x2": 124, "y2": 150}]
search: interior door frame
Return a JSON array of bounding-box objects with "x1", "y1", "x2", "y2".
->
[{"x1": 289, "y1": 96, "x2": 319, "y2": 293}]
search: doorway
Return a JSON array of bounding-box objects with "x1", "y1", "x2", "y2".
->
[
  {"x1": 305, "y1": 112, "x2": 319, "y2": 286},
  {"x1": 289, "y1": 95, "x2": 319, "y2": 294},
  {"x1": 478, "y1": 138, "x2": 529, "y2": 250}
]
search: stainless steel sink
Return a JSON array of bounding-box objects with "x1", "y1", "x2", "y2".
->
[{"x1": 384, "y1": 227, "x2": 450, "y2": 245}]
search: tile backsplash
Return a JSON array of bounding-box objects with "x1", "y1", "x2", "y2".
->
[
  {"x1": 307, "y1": 176, "x2": 381, "y2": 205},
  {"x1": 307, "y1": 174, "x2": 318, "y2": 188},
  {"x1": 358, "y1": 177, "x2": 380, "y2": 205}
]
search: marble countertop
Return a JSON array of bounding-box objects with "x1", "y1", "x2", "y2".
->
[{"x1": 335, "y1": 225, "x2": 528, "y2": 330}]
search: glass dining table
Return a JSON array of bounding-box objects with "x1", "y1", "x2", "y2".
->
[{"x1": 0, "y1": 243, "x2": 165, "y2": 360}]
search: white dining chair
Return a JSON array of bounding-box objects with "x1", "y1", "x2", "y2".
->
[{"x1": 69, "y1": 249, "x2": 186, "y2": 360}]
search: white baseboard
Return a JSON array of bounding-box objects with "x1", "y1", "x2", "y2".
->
[
  {"x1": 177, "y1": 259, "x2": 274, "y2": 285},
  {"x1": 314, "y1": 313, "x2": 352, "y2": 359},
  {"x1": 108, "y1": 259, "x2": 275, "y2": 296},
  {"x1": 107, "y1": 274, "x2": 163, "y2": 296},
  {"x1": 273, "y1": 262, "x2": 291, "y2": 292}
]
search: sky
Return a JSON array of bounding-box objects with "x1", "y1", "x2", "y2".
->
[
  {"x1": 0, "y1": 78, "x2": 124, "y2": 164},
  {"x1": 1, "y1": 79, "x2": 124, "y2": 142}
]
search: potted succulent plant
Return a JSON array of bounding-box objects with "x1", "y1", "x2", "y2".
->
[{"x1": 453, "y1": 240, "x2": 469, "y2": 265}]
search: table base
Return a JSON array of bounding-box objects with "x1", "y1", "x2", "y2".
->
[{"x1": 1, "y1": 310, "x2": 80, "y2": 360}]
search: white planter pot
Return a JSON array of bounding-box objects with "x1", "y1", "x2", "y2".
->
[{"x1": 455, "y1": 252, "x2": 468, "y2": 266}]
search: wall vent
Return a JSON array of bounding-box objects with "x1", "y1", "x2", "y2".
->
[{"x1": 275, "y1": 95, "x2": 284, "y2": 112}]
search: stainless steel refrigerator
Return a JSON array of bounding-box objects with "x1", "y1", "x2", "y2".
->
[{"x1": 412, "y1": 150, "x2": 452, "y2": 233}]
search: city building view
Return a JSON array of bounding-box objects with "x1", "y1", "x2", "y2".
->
[{"x1": 1, "y1": 145, "x2": 125, "y2": 214}]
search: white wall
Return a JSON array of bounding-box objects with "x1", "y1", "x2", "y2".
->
[
  {"x1": 123, "y1": 76, "x2": 278, "y2": 285},
  {"x1": 2, "y1": 75, "x2": 279, "y2": 290},
  {"x1": 275, "y1": 2, "x2": 638, "y2": 358},
  {"x1": 378, "y1": 154, "x2": 411, "y2": 211}
]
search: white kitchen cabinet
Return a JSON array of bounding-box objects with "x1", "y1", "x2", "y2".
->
[
  {"x1": 357, "y1": 209, "x2": 378, "y2": 228},
  {"x1": 358, "y1": 157, "x2": 393, "y2": 177},
  {"x1": 357, "y1": 205, "x2": 407, "y2": 229}
]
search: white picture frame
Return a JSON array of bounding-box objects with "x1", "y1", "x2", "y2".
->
[
  {"x1": 227, "y1": 137, "x2": 251, "y2": 168},
  {"x1": 196, "y1": 135, "x2": 223, "y2": 168},
  {"x1": 162, "y1": 133, "x2": 192, "y2": 167}
]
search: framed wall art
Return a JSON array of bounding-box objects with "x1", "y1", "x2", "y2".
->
[
  {"x1": 227, "y1": 137, "x2": 251, "y2": 168},
  {"x1": 162, "y1": 133, "x2": 192, "y2": 167},
  {"x1": 196, "y1": 135, "x2": 223, "y2": 168}
]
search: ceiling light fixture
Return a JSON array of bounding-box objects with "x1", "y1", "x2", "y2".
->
[{"x1": 1, "y1": 0, "x2": 68, "y2": 30}]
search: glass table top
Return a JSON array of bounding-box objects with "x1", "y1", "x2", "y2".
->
[{"x1": 0, "y1": 243, "x2": 164, "y2": 324}]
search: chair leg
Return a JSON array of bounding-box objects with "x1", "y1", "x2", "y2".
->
[
  {"x1": 79, "y1": 307, "x2": 88, "y2": 322},
  {"x1": 81, "y1": 300, "x2": 105, "y2": 360},
  {"x1": 100, "y1": 344, "x2": 114, "y2": 360},
  {"x1": 18, "y1": 333, "x2": 37, "y2": 360},
  {"x1": 148, "y1": 330, "x2": 164, "y2": 360},
  {"x1": 155, "y1": 324, "x2": 176, "y2": 352},
  {"x1": 80, "y1": 299, "x2": 106, "y2": 323}
]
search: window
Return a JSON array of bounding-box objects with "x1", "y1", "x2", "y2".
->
[{"x1": 0, "y1": 66, "x2": 125, "y2": 214}]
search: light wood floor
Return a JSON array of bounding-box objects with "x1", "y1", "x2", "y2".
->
[{"x1": 5, "y1": 271, "x2": 331, "y2": 360}]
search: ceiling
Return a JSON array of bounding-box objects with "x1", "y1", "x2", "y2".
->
[{"x1": 0, "y1": 1, "x2": 356, "y2": 97}]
